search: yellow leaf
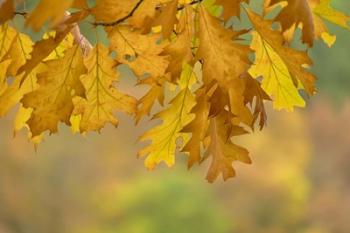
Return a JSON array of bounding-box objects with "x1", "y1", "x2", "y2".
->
[
  {"x1": 163, "y1": 5, "x2": 195, "y2": 82},
  {"x1": 0, "y1": 59, "x2": 11, "y2": 94},
  {"x1": 135, "y1": 77, "x2": 165, "y2": 124},
  {"x1": 72, "y1": 44, "x2": 137, "y2": 133},
  {"x1": 108, "y1": 26, "x2": 169, "y2": 79},
  {"x1": 26, "y1": 0, "x2": 75, "y2": 31},
  {"x1": 313, "y1": 0, "x2": 350, "y2": 30},
  {"x1": 18, "y1": 29, "x2": 72, "y2": 79},
  {"x1": 247, "y1": 10, "x2": 316, "y2": 98},
  {"x1": 0, "y1": 24, "x2": 17, "y2": 60},
  {"x1": 138, "y1": 63, "x2": 196, "y2": 169},
  {"x1": 129, "y1": 0, "x2": 170, "y2": 29},
  {"x1": 13, "y1": 106, "x2": 43, "y2": 145},
  {"x1": 249, "y1": 31, "x2": 306, "y2": 111},
  {"x1": 0, "y1": 31, "x2": 42, "y2": 117},
  {"x1": 311, "y1": 0, "x2": 350, "y2": 46},
  {"x1": 21, "y1": 45, "x2": 86, "y2": 136},
  {"x1": 92, "y1": 0, "x2": 139, "y2": 22},
  {"x1": 321, "y1": 32, "x2": 336, "y2": 47}
]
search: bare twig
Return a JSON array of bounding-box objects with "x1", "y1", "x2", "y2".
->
[
  {"x1": 177, "y1": 0, "x2": 203, "y2": 11},
  {"x1": 14, "y1": 11, "x2": 27, "y2": 16},
  {"x1": 94, "y1": 0, "x2": 204, "y2": 27},
  {"x1": 93, "y1": 0, "x2": 144, "y2": 27}
]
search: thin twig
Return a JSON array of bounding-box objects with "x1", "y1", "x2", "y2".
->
[
  {"x1": 94, "y1": 0, "x2": 204, "y2": 27},
  {"x1": 93, "y1": 0, "x2": 144, "y2": 27},
  {"x1": 177, "y1": 0, "x2": 203, "y2": 11},
  {"x1": 14, "y1": 11, "x2": 27, "y2": 16}
]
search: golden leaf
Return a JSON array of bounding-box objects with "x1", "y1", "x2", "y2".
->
[
  {"x1": 26, "y1": 0, "x2": 75, "y2": 31},
  {"x1": 203, "y1": 111, "x2": 251, "y2": 183},
  {"x1": 267, "y1": 0, "x2": 315, "y2": 46},
  {"x1": 108, "y1": 26, "x2": 169, "y2": 80},
  {"x1": 138, "y1": 63, "x2": 196, "y2": 169},
  {"x1": 181, "y1": 88, "x2": 210, "y2": 168},
  {"x1": 72, "y1": 44, "x2": 136, "y2": 133},
  {"x1": 216, "y1": 0, "x2": 249, "y2": 20},
  {"x1": 21, "y1": 45, "x2": 86, "y2": 136},
  {"x1": 197, "y1": 5, "x2": 253, "y2": 126},
  {"x1": 247, "y1": 10, "x2": 317, "y2": 97},
  {"x1": 152, "y1": 0, "x2": 179, "y2": 39},
  {"x1": 163, "y1": 5, "x2": 195, "y2": 82},
  {"x1": 248, "y1": 31, "x2": 306, "y2": 111}
]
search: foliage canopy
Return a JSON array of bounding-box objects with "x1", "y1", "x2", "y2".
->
[{"x1": 0, "y1": 0, "x2": 349, "y2": 182}]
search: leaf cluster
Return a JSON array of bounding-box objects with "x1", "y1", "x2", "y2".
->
[{"x1": 0, "y1": 0, "x2": 348, "y2": 182}]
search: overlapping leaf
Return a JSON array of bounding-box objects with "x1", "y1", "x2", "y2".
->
[
  {"x1": 138, "y1": 63, "x2": 196, "y2": 169},
  {"x1": 72, "y1": 44, "x2": 136, "y2": 133},
  {"x1": 0, "y1": 0, "x2": 347, "y2": 182}
]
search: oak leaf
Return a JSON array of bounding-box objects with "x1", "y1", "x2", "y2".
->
[
  {"x1": 21, "y1": 45, "x2": 86, "y2": 136},
  {"x1": 72, "y1": 44, "x2": 136, "y2": 133},
  {"x1": 138, "y1": 63, "x2": 196, "y2": 169},
  {"x1": 26, "y1": 0, "x2": 75, "y2": 31},
  {"x1": 267, "y1": 0, "x2": 315, "y2": 46},
  {"x1": 108, "y1": 26, "x2": 169, "y2": 80},
  {"x1": 197, "y1": 5, "x2": 253, "y2": 126},
  {"x1": 203, "y1": 111, "x2": 251, "y2": 183},
  {"x1": 247, "y1": 10, "x2": 316, "y2": 98},
  {"x1": 216, "y1": 0, "x2": 249, "y2": 20}
]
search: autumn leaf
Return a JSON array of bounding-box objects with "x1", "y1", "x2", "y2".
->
[
  {"x1": 17, "y1": 28, "x2": 72, "y2": 80},
  {"x1": 0, "y1": 0, "x2": 347, "y2": 182},
  {"x1": 267, "y1": 0, "x2": 350, "y2": 46},
  {"x1": 181, "y1": 88, "x2": 210, "y2": 168},
  {"x1": 0, "y1": 0, "x2": 14, "y2": 24},
  {"x1": 267, "y1": 0, "x2": 315, "y2": 46},
  {"x1": 26, "y1": 0, "x2": 75, "y2": 31},
  {"x1": 108, "y1": 26, "x2": 169, "y2": 80},
  {"x1": 311, "y1": 0, "x2": 350, "y2": 46},
  {"x1": 135, "y1": 77, "x2": 165, "y2": 124},
  {"x1": 197, "y1": 5, "x2": 253, "y2": 126},
  {"x1": 203, "y1": 111, "x2": 251, "y2": 183},
  {"x1": 163, "y1": 5, "x2": 195, "y2": 82},
  {"x1": 92, "y1": 0, "x2": 140, "y2": 23},
  {"x1": 138, "y1": 63, "x2": 196, "y2": 169},
  {"x1": 13, "y1": 106, "x2": 43, "y2": 146},
  {"x1": 313, "y1": 0, "x2": 350, "y2": 30},
  {"x1": 0, "y1": 32, "x2": 40, "y2": 117},
  {"x1": 216, "y1": 0, "x2": 249, "y2": 20},
  {"x1": 249, "y1": 31, "x2": 306, "y2": 111},
  {"x1": 152, "y1": 0, "x2": 179, "y2": 39},
  {"x1": 243, "y1": 74, "x2": 270, "y2": 130},
  {"x1": 129, "y1": 0, "x2": 170, "y2": 30},
  {"x1": 0, "y1": 24, "x2": 17, "y2": 60},
  {"x1": 72, "y1": 44, "x2": 136, "y2": 133},
  {"x1": 247, "y1": 9, "x2": 316, "y2": 100},
  {"x1": 21, "y1": 45, "x2": 86, "y2": 136}
]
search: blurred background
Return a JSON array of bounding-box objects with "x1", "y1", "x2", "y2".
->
[{"x1": 1, "y1": 1, "x2": 350, "y2": 233}]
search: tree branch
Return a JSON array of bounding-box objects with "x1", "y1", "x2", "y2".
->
[
  {"x1": 93, "y1": 0, "x2": 204, "y2": 27},
  {"x1": 176, "y1": 0, "x2": 203, "y2": 11},
  {"x1": 93, "y1": 0, "x2": 144, "y2": 27}
]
